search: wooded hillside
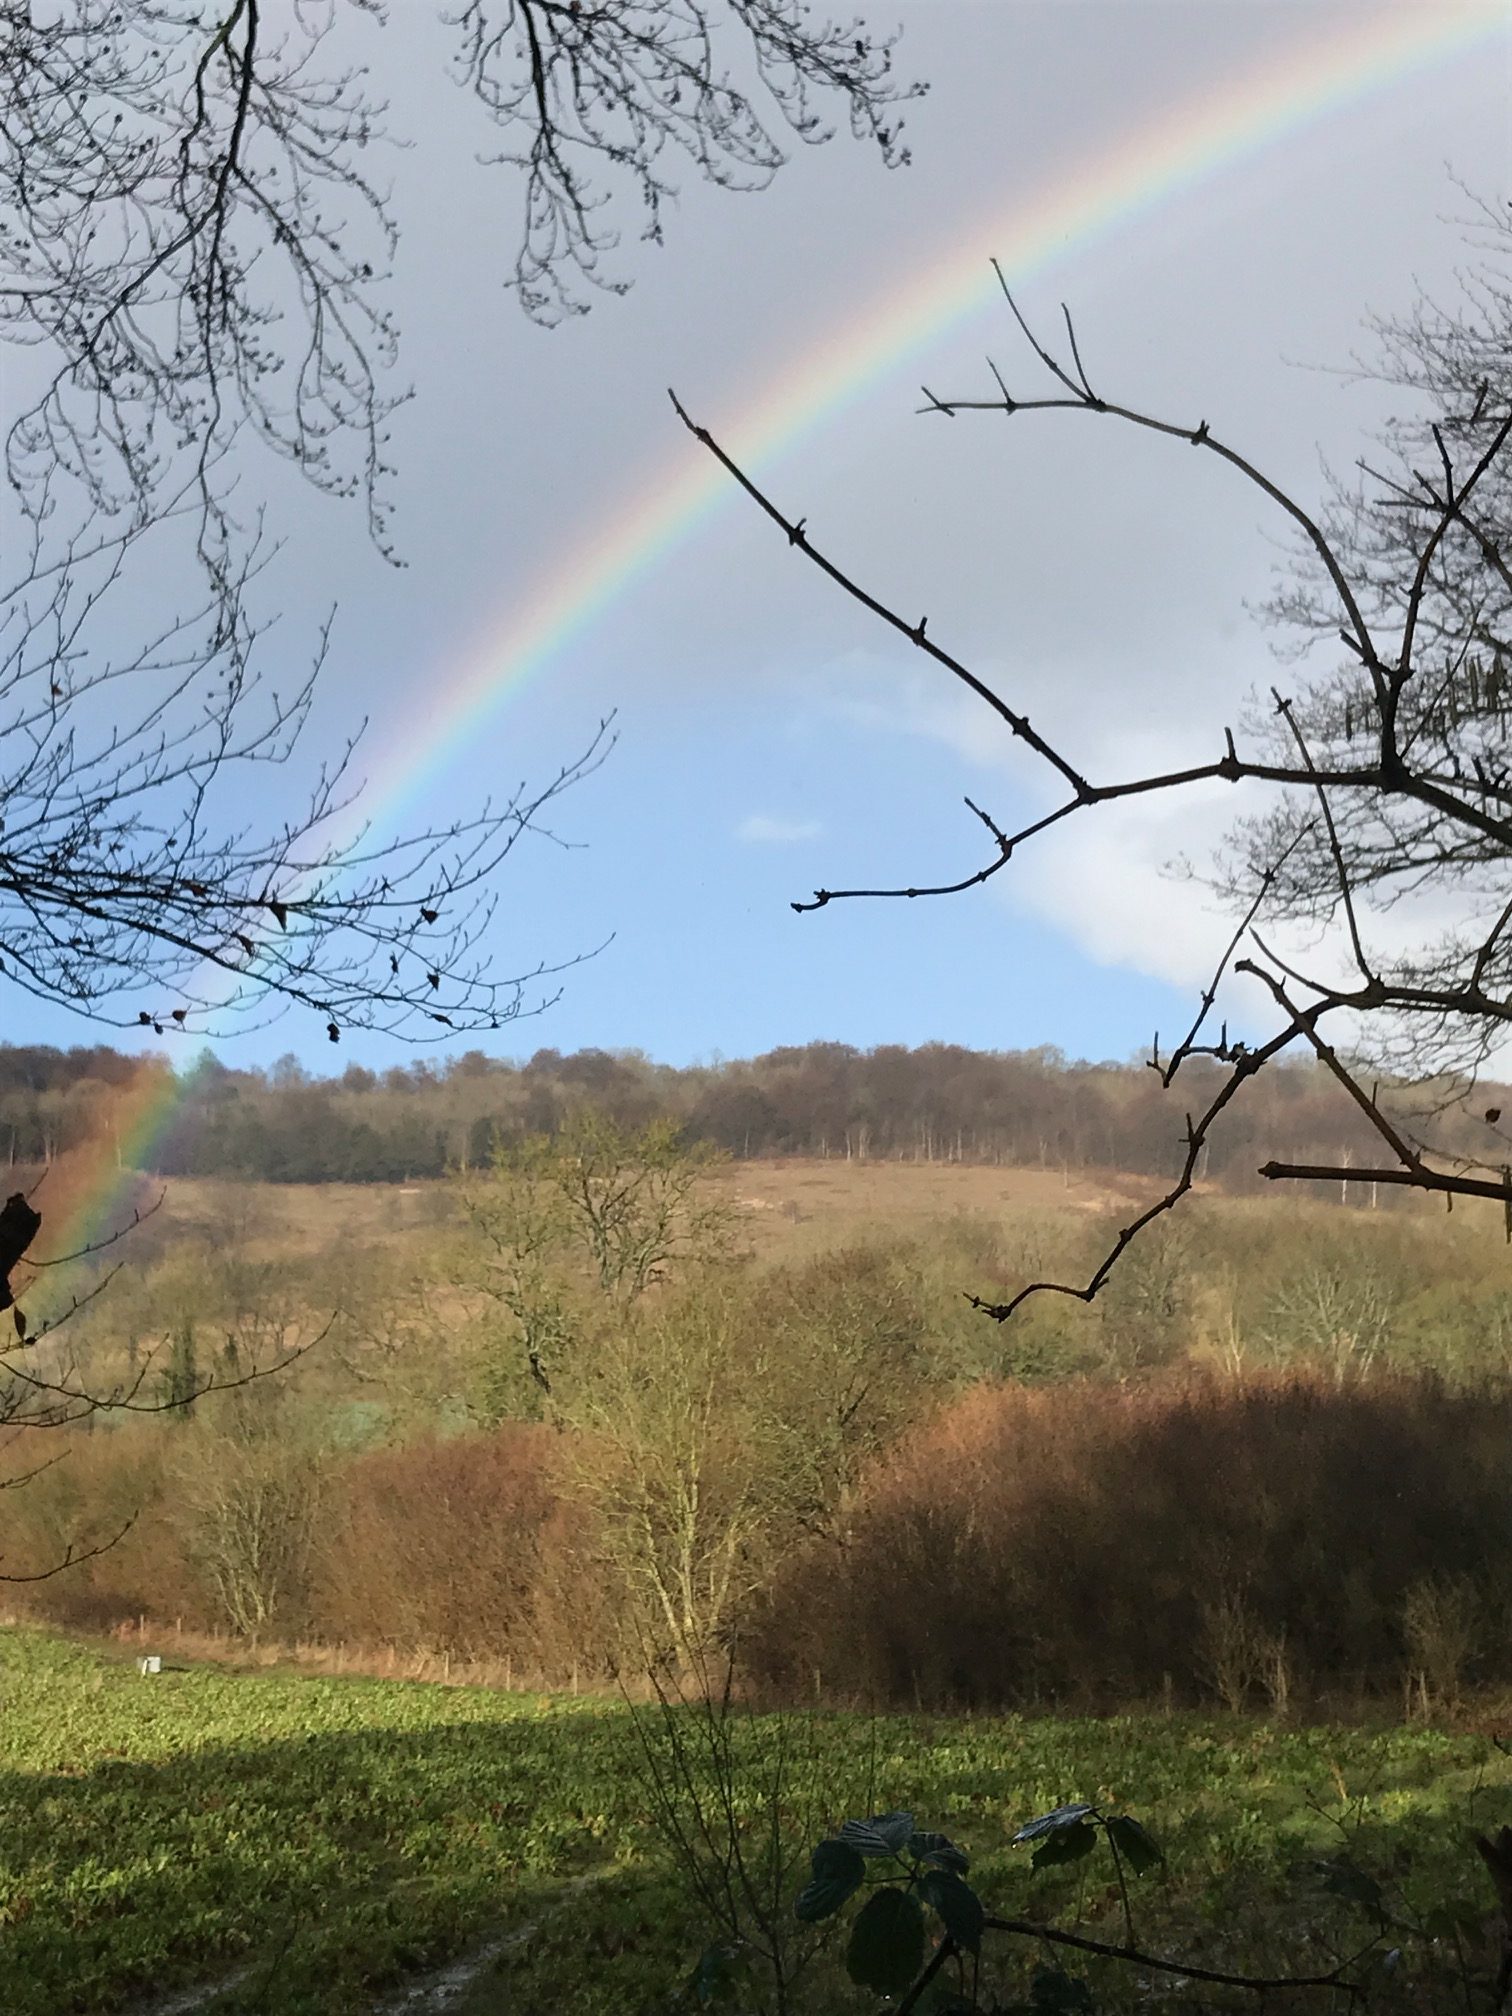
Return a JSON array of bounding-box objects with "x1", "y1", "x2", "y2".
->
[{"x1": 0, "y1": 1038, "x2": 1500, "y2": 1191}]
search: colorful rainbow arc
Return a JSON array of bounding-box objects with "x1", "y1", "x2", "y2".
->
[
  {"x1": 39, "y1": 2, "x2": 1507, "y2": 1281},
  {"x1": 360, "y1": 3, "x2": 1505, "y2": 831}
]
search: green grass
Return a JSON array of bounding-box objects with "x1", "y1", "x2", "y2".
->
[{"x1": 0, "y1": 1628, "x2": 1507, "y2": 2014}]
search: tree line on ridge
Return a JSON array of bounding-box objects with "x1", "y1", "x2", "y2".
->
[{"x1": 0, "y1": 1039, "x2": 1500, "y2": 1192}]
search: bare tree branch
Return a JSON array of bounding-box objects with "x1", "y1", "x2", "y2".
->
[{"x1": 676, "y1": 225, "x2": 1512, "y2": 1310}]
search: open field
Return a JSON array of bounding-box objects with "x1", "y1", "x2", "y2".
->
[
  {"x1": 708, "y1": 1157, "x2": 1167, "y2": 1261},
  {"x1": 58, "y1": 1151, "x2": 1497, "y2": 1273},
  {"x1": 54, "y1": 1156, "x2": 1164, "y2": 1265},
  {"x1": 1, "y1": 1628, "x2": 1509, "y2": 2015}
]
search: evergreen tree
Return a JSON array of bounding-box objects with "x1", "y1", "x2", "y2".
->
[{"x1": 162, "y1": 1321, "x2": 200, "y2": 1417}]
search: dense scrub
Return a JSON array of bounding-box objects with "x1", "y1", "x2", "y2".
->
[
  {"x1": 12, "y1": 1121, "x2": 1512, "y2": 1712},
  {"x1": 746, "y1": 1372, "x2": 1512, "y2": 1710},
  {"x1": 17, "y1": 1369, "x2": 1512, "y2": 1714}
]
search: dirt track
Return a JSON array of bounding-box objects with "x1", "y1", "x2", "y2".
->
[{"x1": 130, "y1": 1872, "x2": 611, "y2": 2015}]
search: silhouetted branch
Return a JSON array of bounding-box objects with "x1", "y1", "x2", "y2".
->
[
  {"x1": 971, "y1": 995, "x2": 1315, "y2": 1322},
  {"x1": 979, "y1": 1915, "x2": 1366, "y2": 1997},
  {"x1": 0, "y1": 1516, "x2": 136, "y2": 1584},
  {"x1": 1154, "y1": 827, "x2": 1311, "y2": 1084},
  {"x1": 676, "y1": 249, "x2": 1512, "y2": 1307},
  {"x1": 1257, "y1": 1161, "x2": 1512, "y2": 1203}
]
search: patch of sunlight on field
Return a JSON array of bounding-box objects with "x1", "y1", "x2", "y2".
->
[{"x1": 1, "y1": 1629, "x2": 1508, "y2": 2014}]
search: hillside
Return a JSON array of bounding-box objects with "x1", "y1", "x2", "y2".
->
[{"x1": 0, "y1": 1037, "x2": 1503, "y2": 1193}]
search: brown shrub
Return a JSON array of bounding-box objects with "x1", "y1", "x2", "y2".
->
[
  {"x1": 14, "y1": 1371, "x2": 1512, "y2": 1712},
  {"x1": 313, "y1": 1426, "x2": 609, "y2": 1678},
  {"x1": 10, "y1": 1423, "x2": 612, "y2": 1681},
  {"x1": 6, "y1": 1424, "x2": 209, "y2": 1631},
  {"x1": 745, "y1": 1370, "x2": 1512, "y2": 1710}
]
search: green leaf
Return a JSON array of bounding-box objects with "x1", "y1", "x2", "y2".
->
[
  {"x1": 914, "y1": 1986, "x2": 977, "y2": 2016},
  {"x1": 1423, "y1": 1902, "x2": 1485, "y2": 1942},
  {"x1": 1028, "y1": 1963, "x2": 1096, "y2": 2014},
  {"x1": 923, "y1": 1845, "x2": 972, "y2": 1877},
  {"x1": 909, "y1": 1830, "x2": 970, "y2": 1875},
  {"x1": 1031, "y1": 1821, "x2": 1098, "y2": 1870},
  {"x1": 1105, "y1": 1814, "x2": 1163, "y2": 1874},
  {"x1": 1013, "y1": 1803, "x2": 1095, "y2": 1844},
  {"x1": 688, "y1": 1941, "x2": 750, "y2": 2005},
  {"x1": 794, "y1": 1838, "x2": 866, "y2": 1922},
  {"x1": 846, "y1": 1886, "x2": 927, "y2": 1995},
  {"x1": 840, "y1": 1810, "x2": 916, "y2": 1858},
  {"x1": 1313, "y1": 1854, "x2": 1384, "y2": 1915},
  {"x1": 922, "y1": 1868, "x2": 985, "y2": 1954}
]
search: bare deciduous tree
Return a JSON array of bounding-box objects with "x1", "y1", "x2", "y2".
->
[
  {"x1": 6, "y1": 0, "x2": 904, "y2": 1504},
  {"x1": 2, "y1": 1, "x2": 918, "y2": 580},
  {"x1": 174, "y1": 1385, "x2": 328, "y2": 1642},
  {"x1": 0, "y1": 523, "x2": 610, "y2": 1040},
  {"x1": 673, "y1": 208, "x2": 1512, "y2": 1313},
  {"x1": 458, "y1": 1111, "x2": 735, "y2": 1408},
  {"x1": 0, "y1": 459, "x2": 608, "y2": 1121},
  {"x1": 0, "y1": 0, "x2": 918, "y2": 1042}
]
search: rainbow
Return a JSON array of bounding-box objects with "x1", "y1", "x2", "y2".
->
[
  {"x1": 32, "y1": 1, "x2": 1506, "y2": 1296},
  {"x1": 360, "y1": 2, "x2": 1506, "y2": 829}
]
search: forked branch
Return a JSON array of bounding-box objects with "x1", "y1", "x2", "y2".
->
[{"x1": 672, "y1": 274, "x2": 1512, "y2": 1310}]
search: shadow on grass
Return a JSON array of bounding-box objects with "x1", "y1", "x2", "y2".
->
[
  {"x1": 0, "y1": 1712, "x2": 651, "y2": 2015},
  {"x1": 1, "y1": 1681, "x2": 1509, "y2": 2016}
]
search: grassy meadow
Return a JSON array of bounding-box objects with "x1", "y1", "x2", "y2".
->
[
  {"x1": 42, "y1": 1153, "x2": 1160, "y2": 1264},
  {"x1": 2, "y1": 1626, "x2": 1509, "y2": 2014},
  {"x1": 54, "y1": 1148, "x2": 1501, "y2": 1279}
]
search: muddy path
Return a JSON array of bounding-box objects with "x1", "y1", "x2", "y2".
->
[{"x1": 127, "y1": 1871, "x2": 610, "y2": 2015}]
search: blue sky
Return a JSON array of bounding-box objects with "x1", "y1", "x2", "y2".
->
[{"x1": 7, "y1": 2, "x2": 1509, "y2": 1073}]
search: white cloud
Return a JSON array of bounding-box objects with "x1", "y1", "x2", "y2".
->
[
  {"x1": 810, "y1": 647, "x2": 1281, "y2": 997},
  {"x1": 736, "y1": 813, "x2": 823, "y2": 844}
]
